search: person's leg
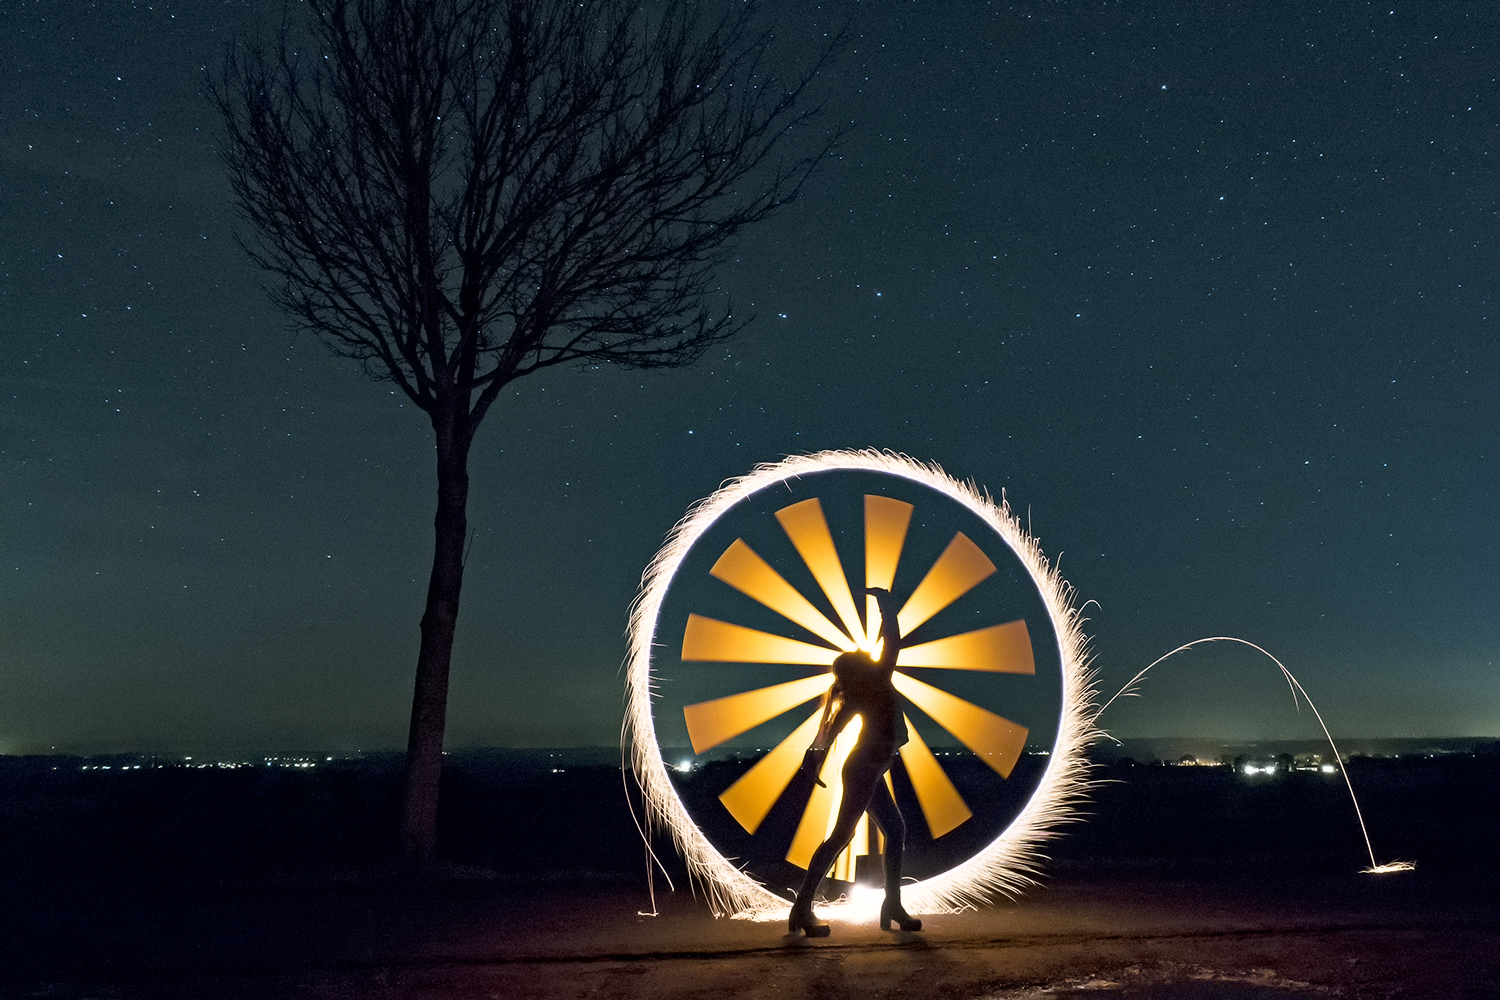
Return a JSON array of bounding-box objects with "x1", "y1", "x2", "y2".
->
[
  {"x1": 790, "y1": 748, "x2": 885, "y2": 934},
  {"x1": 866, "y1": 774, "x2": 920, "y2": 931},
  {"x1": 866, "y1": 775, "x2": 905, "y2": 894}
]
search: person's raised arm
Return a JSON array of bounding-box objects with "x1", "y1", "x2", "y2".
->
[{"x1": 866, "y1": 587, "x2": 901, "y2": 670}]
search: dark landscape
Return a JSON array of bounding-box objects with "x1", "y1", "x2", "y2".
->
[
  {"x1": 6, "y1": 3, "x2": 1499, "y2": 997},
  {"x1": 3, "y1": 743, "x2": 1497, "y2": 999}
]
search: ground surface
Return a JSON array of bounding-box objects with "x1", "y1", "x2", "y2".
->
[
  {"x1": 6, "y1": 866, "x2": 1497, "y2": 999},
  {"x1": 3, "y1": 754, "x2": 1497, "y2": 998}
]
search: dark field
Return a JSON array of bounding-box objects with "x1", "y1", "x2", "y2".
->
[{"x1": 2, "y1": 747, "x2": 1497, "y2": 998}]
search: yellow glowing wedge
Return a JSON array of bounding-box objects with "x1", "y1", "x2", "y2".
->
[
  {"x1": 897, "y1": 532, "x2": 997, "y2": 636},
  {"x1": 893, "y1": 672, "x2": 1029, "y2": 778},
  {"x1": 864, "y1": 495, "x2": 913, "y2": 590},
  {"x1": 683, "y1": 674, "x2": 833, "y2": 754},
  {"x1": 681, "y1": 614, "x2": 840, "y2": 665},
  {"x1": 898, "y1": 714, "x2": 973, "y2": 838},
  {"x1": 864, "y1": 495, "x2": 914, "y2": 648},
  {"x1": 831, "y1": 812, "x2": 869, "y2": 882},
  {"x1": 718, "y1": 708, "x2": 824, "y2": 835},
  {"x1": 775, "y1": 499, "x2": 865, "y2": 643},
  {"x1": 786, "y1": 719, "x2": 863, "y2": 868},
  {"x1": 898, "y1": 620, "x2": 1035, "y2": 674},
  {"x1": 710, "y1": 539, "x2": 856, "y2": 651}
]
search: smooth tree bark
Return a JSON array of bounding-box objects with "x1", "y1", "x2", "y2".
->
[{"x1": 212, "y1": 0, "x2": 839, "y2": 863}]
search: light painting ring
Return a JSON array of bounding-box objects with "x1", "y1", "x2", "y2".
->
[{"x1": 624, "y1": 449, "x2": 1099, "y2": 918}]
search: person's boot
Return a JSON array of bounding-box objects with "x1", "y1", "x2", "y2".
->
[
  {"x1": 879, "y1": 895, "x2": 921, "y2": 932},
  {"x1": 788, "y1": 891, "x2": 830, "y2": 937}
]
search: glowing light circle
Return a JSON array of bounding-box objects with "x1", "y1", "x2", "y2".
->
[{"x1": 624, "y1": 450, "x2": 1098, "y2": 918}]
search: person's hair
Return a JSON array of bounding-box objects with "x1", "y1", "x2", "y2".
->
[{"x1": 832, "y1": 650, "x2": 870, "y2": 684}]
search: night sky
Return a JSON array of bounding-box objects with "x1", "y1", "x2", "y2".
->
[{"x1": 4, "y1": 2, "x2": 1497, "y2": 755}]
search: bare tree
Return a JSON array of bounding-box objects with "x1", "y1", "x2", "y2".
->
[{"x1": 213, "y1": 0, "x2": 838, "y2": 863}]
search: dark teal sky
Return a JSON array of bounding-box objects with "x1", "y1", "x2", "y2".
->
[{"x1": 3, "y1": 1, "x2": 1497, "y2": 754}]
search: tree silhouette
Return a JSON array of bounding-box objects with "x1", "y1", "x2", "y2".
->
[{"x1": 212, "y1": 0, "x2": 838, "y2": 863}]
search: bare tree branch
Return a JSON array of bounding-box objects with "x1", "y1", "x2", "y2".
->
[
  {"x1": 213, "y1": 0, "x2": 841, "y2": 430},
  {"x1": 210, "y1": 0, "x2": 842, "y2": 863}
]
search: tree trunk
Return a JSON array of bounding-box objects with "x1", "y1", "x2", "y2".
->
[{"x1": 400, "y1": 407, "x2": 471, "y2": 865}]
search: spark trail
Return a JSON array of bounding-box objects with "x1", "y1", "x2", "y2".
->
[{"x1": 1100, "y1": 636, "x2": 1415, "y2": 875}]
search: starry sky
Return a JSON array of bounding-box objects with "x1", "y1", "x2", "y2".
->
[{"x1": 3, "y1": 1, "x2": 1497, "y2": 755}]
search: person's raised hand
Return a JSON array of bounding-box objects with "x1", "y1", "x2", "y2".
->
[{"x1": 864, "y1": 587, "x2": 897, "y2": 615}]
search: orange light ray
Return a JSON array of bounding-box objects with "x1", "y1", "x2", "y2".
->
[
  {"x1": 831, "y1": 812, "x2": 869, "y2": 882},
  {"x1": 896, "y1": 532, "x2": 997, "y2": 637},
  {"x1": 864, "y1": 495, "x2": 913, "y2": 589},
  {"x1": 681, "y1": 613, "x2": 840, "y2": 665},
  {"x1": 709, "y1": 539, "x2": 856, "y2": 651},
  {"x1": 898, "y1": 715, "x2": 973, "y2": 838},
  {"x1": 898, "y1": 620, "x2": 1035, "y2": 674},
  {"x1": 892, "y1": 672, "x2": 1029, "y2": 778},
  {"x1": 864, "y1": 495, "x2": 913, "y2": 647},
  {"x1": 718, "y1": 708, "x2": 824, "y2": 835},
  {"x1": 785, "y1": 717, "x2": 863, "y2": 869},
  {"x1": 683, "y1": 674, "x2": 833, "y2": 754},
  {"x1": 774, "y1": 499, "x2": 865, "y2": 645}
]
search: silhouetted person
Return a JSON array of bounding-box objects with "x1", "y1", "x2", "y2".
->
[{"x1": 789, "y1": 587, "x2": 922, "y2": 936}]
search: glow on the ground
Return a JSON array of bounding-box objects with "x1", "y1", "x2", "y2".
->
[
  {"x1": 623, "y1": 449, "x2": 1099, "y2": 918},
  {"x1": 735, "y1": 882, "x2": 889, "y2": 925}
]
